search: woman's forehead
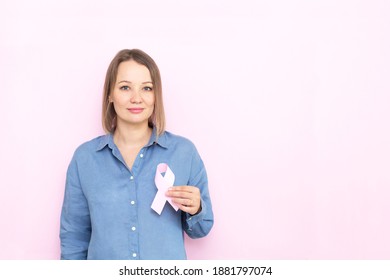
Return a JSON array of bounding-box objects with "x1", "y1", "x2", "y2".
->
[{"x1": 116, "y1": 60, "x2": 151, "y2": 82}]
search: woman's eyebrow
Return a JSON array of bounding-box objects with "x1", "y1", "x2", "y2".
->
[{"x1": 117, "y1": 80, "x2": 153, "y2": 84}]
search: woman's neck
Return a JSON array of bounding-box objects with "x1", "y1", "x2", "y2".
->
[{"x1": 113, "y1": 123, "x2": 152, "y2": 149}]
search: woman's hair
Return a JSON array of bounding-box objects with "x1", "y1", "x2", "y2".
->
[{"x1": 102, "y1": 49, "x2": 165, "y2": 135}]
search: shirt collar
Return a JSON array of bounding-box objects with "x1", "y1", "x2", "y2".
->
[
  {"x1": 145, "y1": 127, "x2": 169, "y2": 149},
  {"x1": 96, "y1": 133, "x2": 115, "y2": 151},
  {"x1": 96, "y1": 127, "x2": 168, "y2": 152}
]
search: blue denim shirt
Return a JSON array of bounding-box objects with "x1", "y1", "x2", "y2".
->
[{"x1": 60, "y1": 129, "x2": 214, "y2": 260}]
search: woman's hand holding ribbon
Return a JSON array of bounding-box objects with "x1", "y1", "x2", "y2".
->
[{"x1": 166, "y1": 186, "x2": 201, "y2": 215}]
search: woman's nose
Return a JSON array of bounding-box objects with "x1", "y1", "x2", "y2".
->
[{"x1": 130, "y1": 90, "x2": 142, "y2": 103}]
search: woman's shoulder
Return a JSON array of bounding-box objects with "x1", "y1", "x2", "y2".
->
[
  {"x1": 161, "y1": 130, "x2": 202, "y2": 155},
  {"x1": 163, "y1": 130, "x2": 196, "y2": 147},
  {"x1": 72, "y1": 134, "x2": 109, "y2": 157}
]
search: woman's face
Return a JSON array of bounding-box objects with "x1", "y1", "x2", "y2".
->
[{"x1": 110, "y1": 60, "x2": 155, "y2": 129}]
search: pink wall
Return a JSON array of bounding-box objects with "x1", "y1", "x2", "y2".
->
[{"x1": 1, "y1": 0, "x2": 390, "y2": 259}]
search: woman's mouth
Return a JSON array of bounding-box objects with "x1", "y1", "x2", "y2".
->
[{"x1": 127, "y1": 108, "x2": 144, "y2": 114}]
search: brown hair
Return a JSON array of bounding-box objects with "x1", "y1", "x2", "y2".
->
[{"x1": 102, "y1": 49, "x2": 165, "y2": 135}]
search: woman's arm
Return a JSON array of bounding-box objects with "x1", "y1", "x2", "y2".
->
[
  {"x1": 180, "y1": 149, "x2": 214, "y2": 239},
  {"x1": 60, "y1": 156, "x2": 91, "y2": 259}
]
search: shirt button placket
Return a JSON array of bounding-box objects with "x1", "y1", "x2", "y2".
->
[{"x1": 129, "y1": 173, "x2": 138, "y2": 259}]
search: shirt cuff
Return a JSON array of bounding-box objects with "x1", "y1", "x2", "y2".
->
[{"x1": 185, "y1": 199, "x2": 206, "y2": 230}]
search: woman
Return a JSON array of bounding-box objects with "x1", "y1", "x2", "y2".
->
[{"x1": 60, "y1": 49, "x2": 214, "y2": 260}]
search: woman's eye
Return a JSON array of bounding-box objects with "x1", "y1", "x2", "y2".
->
[
  {"x1": 120, "y1": 86, "x2": 130, "y2": 91},
  {"x1": 143, "y1": 86, "x2": 153, "y2": 91}
]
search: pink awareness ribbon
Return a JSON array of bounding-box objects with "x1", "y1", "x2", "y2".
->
[{"x1": 151, "y1": 163, "x2": 179, "y2": 215}]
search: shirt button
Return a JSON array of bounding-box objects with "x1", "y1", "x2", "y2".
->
[
  {"x1": 140, "y1": 154, "x2": 144, "y2": 158},
  {"x1": 132, "y1": 253, "x2": 137, "y2": 258},
  {"x1": 130, "y1": 176, "x2": 134, "y2": 180},
  {"x1": 132, "y1": 226, "x2": 136, "y2": 231},
  {"x1": 130, "y1": 201, "x2": 135, "y2": 205}
]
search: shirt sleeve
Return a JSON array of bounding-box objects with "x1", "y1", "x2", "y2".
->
[
  {"x1": 60, "y1": 154, "x2": 91, "y2": 260},
  {"x1": 182, "y1": 148, "x2": 214, "y2": 239}
]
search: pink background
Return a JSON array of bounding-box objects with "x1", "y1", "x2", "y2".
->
[{"x1": 1, "y1": 0, "x2": 389, "y2": 259}]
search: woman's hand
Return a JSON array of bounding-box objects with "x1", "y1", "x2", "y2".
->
[{"x1": 166, "y1": 186, "x2": 201, "y2": 215}]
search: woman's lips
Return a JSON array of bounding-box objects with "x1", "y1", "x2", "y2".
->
[{"x1": 127, "y1": 108, "x2": 144, "y2": 114}]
